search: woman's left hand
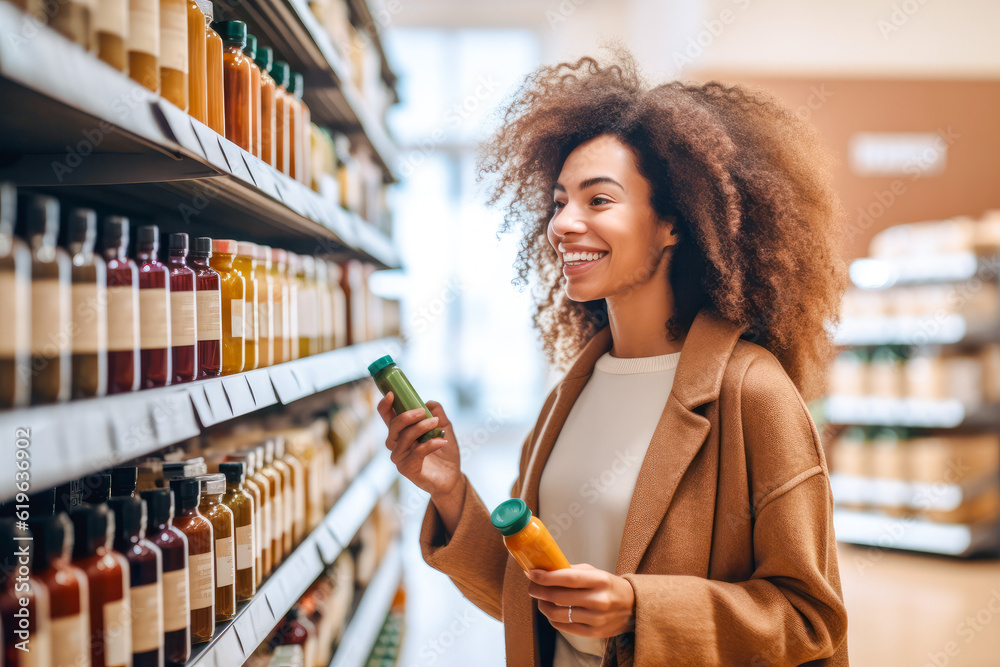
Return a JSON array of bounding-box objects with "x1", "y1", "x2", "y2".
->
[{"x1": 527, "y1": 564, "x2": 636, "y2": 638}]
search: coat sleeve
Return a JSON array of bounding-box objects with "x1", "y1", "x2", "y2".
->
[{"x1": 621, "y1": 355, "x2": 848, "y2": 666}]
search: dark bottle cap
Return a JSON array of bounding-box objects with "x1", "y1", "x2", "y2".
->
[
  {"x1": 193, "y1": 236, "x2": 213, "y2": 257},
  {"x1": 227, "y1": 451, "x2": 257, "y2": 476},
  {"x1": 107, "y1": 495, "x2": 144, "y2": 542},
  {"x1": 102, "y1": 215, "x2": 130, "y2": 249},
  {"x1": 137, "y1": 224, "x2": 159, "y2": 246},
  {"x1": 197, "y1": 473, "x2": 226, "y2": 496},
  {"x1": 140, "y1": 488, "x2": 174, "y2": 527},
  {"x1": 169, "y1": 232, "x2": 189, "y2": 252},
  {"x1": 67, "y1": 208, "x2": 97, "y2": 245},
  {"x1": 245, "y1": 33, "x2": 257, "y2": 60},
  {"x1": 80, "y1": 472, "x2": 112, "y2": 504},
  {"x1": 27, "y1": 513, "x2": 71, "y2": 572},
  {"x1": 111, "y1": 467, "x2": 138, "y2": 497},
  {"x1": 68, "y1": 502, "x2": 111, "y2": 558},
  {"x1": 0, "y1": 182, "x2": 15, "y2": 236},
  {"x1": 255, "y1": 46, "x2": 273, "y2": 73},
  {"x1": 170, "y1": 477, "x2": 201, "y2": 512},
  {"x1": 219, "y1": 461, "x2": 246, "y2": 485},
  {"x1": 272, "y1": 60, "x2": 291, "y2": 88},
  {"x1": 290, "y1": 72, "x2": 304, "y2": 99},
  {"x1": 214, "y1": 20, "x2": 247, "y2": 48},
  {"x1": 0, "y1": 518, "x2": 32, "y2": 583},
  {"x1": 21, "y1": 194, "x2": 60, "y2": 239}
]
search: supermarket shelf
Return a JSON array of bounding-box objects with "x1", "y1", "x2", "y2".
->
[
  {"x1": 833, "y1": 508, "x2": 999, "y2": 557},
  {"x1": 823, "y1": 395, "x2": 1000, "y2": 428},
  {"x1": 0, "y1": 3, "x2": 398, "y2": 267},
  {"x1": 832, "y1": 315, "x2": 1000, "y2": 346},
  {"x1": 848, "y1": 252, "x2": 997, "y2": 290},
  {"x1": 328, "y1": 540, "x2": 403, "y2": 667},
  {"x1": 345, "y1": 0, "x2": 400, "y2": 95},
  {"x1": 0, "y1": 337, "x2": 401, "y2": 500},
  {"x1": 830, "y1": 473, "x2": 997, "y2": 512},
  {"x1": 187, "y1": 448, "x2": 399, "y2": 667}
]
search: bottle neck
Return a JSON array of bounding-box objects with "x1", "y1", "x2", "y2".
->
[
  {"x1": 136, "y1": 243, "x2": 158, "y2": 262},
  {"x1": 69, "y1": 239, "x2": 95, "y2": 257},
  {"x1": 191, "y1": 254, "x2": 210, "y2": 268},
  {"x1": 225, "y1": 482, "x2": 243, "y2": 495},
  {"x1": 168, "y1": 249, "x2": 188, "y2": 265},
  {"x1": 103, "y1": 242, "x2": 128, "y2": 261},
  {"x1": 213, "y1": 253, "x2": 234, "y2": 269},
  {"x1": 178, "y1": 505, "x2": 200, "y2": 518},
  {"x1": 224, "y1": 41, "x2": 244, "y2": 54},
  {"x1": 200, "y1": 493, "x2": 221, "y2": 507}
]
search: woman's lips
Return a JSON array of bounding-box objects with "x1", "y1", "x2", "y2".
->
[{"x1": 562, "y1": 252, "x2": 608, "y2": 276}]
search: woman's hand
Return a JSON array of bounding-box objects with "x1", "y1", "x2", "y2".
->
[{"x1": 527, "y1": 564, "x2": 636, "y2": 638}]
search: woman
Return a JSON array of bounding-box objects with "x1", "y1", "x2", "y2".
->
[{"x1": 378, "y1": 53, "x2": 849, "y2": 666}]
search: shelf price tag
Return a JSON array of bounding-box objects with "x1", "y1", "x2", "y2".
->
[
  {"x1": 217, "y1": 138, "x2": 255, "y2": 184},
  {"x1": 203, "y1": 379, "x2": 234, "y2": 422},
  {"x1": 245, "y1": 369, "x2": 278, "y2": 408},
  {"x1": 221, "y1": 376, "x2": 256, "y2": 417},
  {"x1": 151, "y1": 388, "x2": 200, "y2": 446},
  {"x1": 190, "y1": 121, "x2": 230, "y2": 173}
]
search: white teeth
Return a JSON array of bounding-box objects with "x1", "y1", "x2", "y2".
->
[{"x1": 563, "y1": 251, "x2": 607, "y2": 264}]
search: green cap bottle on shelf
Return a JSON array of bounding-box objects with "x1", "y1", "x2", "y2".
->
[
  {"x1": 368, "y1": 355, "x2": 444, "y2": 444},
  {"x1": 213, "y1": 20, "x2": 247, "y2": 48},
  {"x1": 290, "y1": 72, "x2": 304, "y2": 99},
  {"x1": 254, "y1": 45, "x2": 273, "y2": 73},
  {"x1": 272, "y1": 60, "x2": 290, "y2": 89},
  {"x1": 245, "y1": 33, "x2": 257, "y2": 60}
]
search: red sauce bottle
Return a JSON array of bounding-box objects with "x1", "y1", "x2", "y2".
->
[
  {"x1": 136, "y1": 225, "x2": 172, "y2": 388},
  {"x1": 168, "y1": 477, "x2": 215, "y2": 644},
  {"x1": 101, "y1": 216, "x2": 140, "y2": 394},
  {"x1": 140, "y1": 488, "x2": 191, "y2": 665},
  {"x1": 191, "y1": 236, "x2": 222, "y2": 378},
  {"x1": 1, "y1": 518, "x2": 52, "y2": 667},
  {"x1": 167, "y1": 232, "x2": 197, "y2": 383}
]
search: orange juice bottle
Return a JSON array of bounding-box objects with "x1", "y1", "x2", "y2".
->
[
  {"x1": 233, "y1": 242, "x2": 258, "y2": 371},
  {"x1": 271, "y1": 60, "x2": 292, "y2": 176},
  {"x1": 490, "y1": 499, "x2": 570, "y2": 572},
  {"x1": 254, "y1": 46, "x2": 277, "y2": 167},
  {"x1": 127, "y1": 0, "x2": 160, "y2": 92},
  {"x1": 202, "y1": 1, "x2": 224, "y2": 134},
  {"x1": 186, "y1": 0, "x2": 207, "y2": 122},
  {"x1": 244, "y1": 34, "x2": 262, "y2": 159},
  {"x1": 290, "y1": 72, "x2": 311, "y2": 186},
  {"x1": 159, "y1": 0, "x2": 188, "y2": 109},
  {"x1": 214, "y1": 20, "x2": 251, "y2": 152}
]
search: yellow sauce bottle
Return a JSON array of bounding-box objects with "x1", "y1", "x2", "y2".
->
[
  {"x1": 491, "y1": 499, "x2": 571, "y2": 572},
  {"x1": 127, "y1": 0, "x2": 160, "y2": 92},
  {"x1": 256, "y1": 443, "x2": 285, "y2": 566},
  {"x1": 253, "y1": 245, "x2": 273, "y2": 368},
  {"x1": 233, "y1": 242, "x2": 258, "y2": 371},
  {"x1": 208, "y1": 239, "x2": 244, "y2": 375},
  {"x1": 269, "y1": 248, "x2": 289, "y2": 364},
  {"x1": 285, "y1": 252, "x2": 300, "y2": 360},
  {"x1": 186, "y1": 0, "x2": 207, "y2": 123},
  {"x1": 218, "y1": 462, "x2": 256, "y2": 602},
  {"x1": 159, "y1": 0, "x2": 188, "y2": 110},
  {"x1": 95, "y1": 0, "x2": 129, "y2": 72},
  {"x1": 296, "y1": 254, "x2": 318, "y2": 358}
]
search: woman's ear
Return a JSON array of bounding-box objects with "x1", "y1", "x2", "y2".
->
[{"x1": 660, "y1": 216, "x2": 680, "y2": 249}]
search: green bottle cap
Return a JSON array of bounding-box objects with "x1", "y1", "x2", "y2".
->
[
  {"x1": 272, "y1": 60, "x2": 290, "y2": 88},
  {"x1": 491, "y1": 499, "x2": 531, "y2": 536},
  {"x1": 290, "y1": 72, "x2": 304, "y2": 99},
  {"x1": 367, "y1": 355, "x2": 395, "y2": 377},
  {"x1": 213, "y1": 20, "x2": 246, "y2": 48},
  {"x1": 255, "y1": 46, "x2": 273, "y2": 73},
  {"x1": 245, "y1": 33, "x2": 257, "y2": 60}
]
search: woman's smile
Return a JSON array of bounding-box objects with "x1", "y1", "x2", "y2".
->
[{"x1": 562, "y1": 250, "x2": 609, "y2": 276}]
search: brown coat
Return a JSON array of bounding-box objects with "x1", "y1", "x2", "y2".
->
[{"x1": 420, "y1": 309, "x2": 849, "y2": 666}]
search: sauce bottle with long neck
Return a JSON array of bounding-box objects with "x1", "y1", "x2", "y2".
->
[
  {"x1": 257, "y1": 442, "x2": 285, "y2": 566},
  {"x1": 108, "y1": 495, "x2": 164, "y2": 667},
  {"x1": 214, "y1": 20, "x2": 251, "y2": 152},
  {"x1": 102, "y1": 216, "x2": 140, "y2": 394},
  {"x1": 23, "y1": 194, "x2": 71, "y2": 404},
  {"x1": 255, "y1": 47, "x2": 277, "y2": 167},
  {"x1": 139, "y1": 488, "x2": 190, "y2": 665},
  {"x1": 168, "y1": 232, "x2": 197, "y2": 383},
  {"x1": 254, "y1": 244, "x2": 273, "y2": 367},
  {"x1": 94, "y1": 0, "x2": 128, "y2": 72},
  {"x1": 219, "y1": 462, "x2": 256, "y2": 601},
  {"x1": 245, "y1": 33, "x2": 262, "y2": 159},
  {"x1": 69, "y1": 503, "x2": 132, "y2": 667},
  {"x1": 0, "y1": 183, "x2": 31, "y2": 408},
  {"x1": 234, "y1": 241, "x2": 258, "y2": 371},
  {"x1": 185, "y1": 0, "x2": 207, "y2": 123},
  {"x1": 271, "y1": 60, "x2": 292, "y2": 176},
  {"x1": 191, "y1": 236, "x2": 222, "y2": 378},
  {"x1": 208, "y1": 239, "x2": 244, "y2": 375},
  {"x1": 159, "y1": 0, "x2": 188, "y2": 110},
  {"x1": 290, "y1": 72, "x2": 311, "y2": 186},
  {"x1": 225, "y1": 451, "x2": 267, "y2": 583},
  {"x1": 136, "y1": 224, "x2": 172, "y2": 388},
  {"x1": 168, "y1": 477, "x2": 215, "y2": 644},
  {"x1": 201, "y1": 0, "x2": 224, "y2": 135},
  {"x1": 127, "y1": 0, "x2": 161, "y2": 91},
  {"x1": 67, "y1": 208, "x2": 108, "y2": 399},
  {"x1": 269, "y1": 247, "x2": 289, "y2": 364},
  {"x1": 196, "y1": 474, "x2": 235, "y2": 622},
  {"x1": 0, "y1": 519, "x2": 52, "y2": 667}
]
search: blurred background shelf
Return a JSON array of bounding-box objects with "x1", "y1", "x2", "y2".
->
[
  {"x1": 823, "y1": 396, "x2": 1000, "y2": 429},
  {"x1": 833, "y1": 508, "x2": 1000, "y2": 557}
]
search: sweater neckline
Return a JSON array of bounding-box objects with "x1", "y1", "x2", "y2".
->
[{"x1": 595, "y1": 350, "x2": 681, "y2": 375}]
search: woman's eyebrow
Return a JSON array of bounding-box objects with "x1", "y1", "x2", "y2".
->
[{"x1": 552, "y1": 176, "x2": 624, "y2": 192}]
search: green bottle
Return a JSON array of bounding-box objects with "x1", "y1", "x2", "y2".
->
[{"x1": 368, "y1": 355, "x2": 445, "y2": 443}]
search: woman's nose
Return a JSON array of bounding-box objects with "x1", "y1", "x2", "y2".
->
[{"x1": 550, "y1": 206, "x2": 588, "y2": 237}]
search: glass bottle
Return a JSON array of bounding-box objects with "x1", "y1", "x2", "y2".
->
[
  {"x1": 267, "y1": 439, "x2": 294, "y2": 555},
  {"x1": 208, "y1": 239, "x2": 244, "y2": 375},
  {"x1": 285, "y1": 71, "x2": 304, "y2": 182},
  {"x1": 196, "y1": 474, "x2": 235, "y2": 622},
  {"x1": 219, "y1": 462, "x2": 256, "y2": 601},
  {"x1": 139, "y1": 488, "x2": 190, "y2": 665},
  {"x1": 314, "y1": 257, "x2": 332, "y2": 353},
  {"x1": 95, "y1": 0, "x2": 128, "y2": 72},
  {"x1": 285, "y1": 252, "x2": 299, "y2": 361},
  {"x1": 23, "y1": 194, "x2": 71, "y2": 404},
  {"x1": 168, "y1": 477, "x2": 214, "y2": 644},
  {"x1": 270, "y1": 248, "x2": 289, "y2": 365},
  {"x1": 255, "y1": 46, "x2": 277, "y2": 167},
  {"x1": 102, "y1": 216, "x2": 140, "y2": 394},
  {"x1": 127, "y1": 0, "x2": 160, "y2": 92},
  {"x1": 254, "y1": 244, "x2": 273, "y2": 368},
  {"x1": 27, "y1": 512, "x2": 86, "y2": 667},
  {"x1": 245, "y1": 34, "x2": 262, "y2": 159},
  {"x1": 159, "y1": 0, "x2": 188, "y2": 110},
  {"x1": 186, "y1": 0, "x2": 207, "y2": 123},
  {"x1": 0, "y1": 183, "x2": 31, "y2": 408},
  {"x1": 214, "y1": 20, "x2": 251, "y2": 152},
  {"x1": 226, "y1": 451, "x2": 268, "y2": 582},
  {"x1": 191, "y1": 236, "x2": 221, "y2": 378},
  {"x1": 168, "y1": 232, "x2": 197, "y2": 383},
  {"x1": 51, "y1": 0, "x2": 95, "y2": 50},
  {"x1": 257, "y1": 442, "x2": 285, "y2": 566},
  {"x1": 234, "y1": 241, "x2": 258, "y2": 371},
  {"x1": 69, "y1": 503, "x2": 131, "y2": 667},
  {"x1": 290, "y1": 72, "x2": 311, "y2": 185},
  {"x1": 276, "y1": 436, "x2": 306, "y2": 545},
  {"x1": 111, "y1": 466, "x2": 138, "y2": 497},
  {"x1": 271, "y1": 60, "x2": 292, "y2": 175},
  {"x1": 202, "y1": 0, "x2": 224, "y2": 134},
  {"x1": 296, "y1": 254, "x2": 318, "y2": 358},
  {"x1": 108, "y1": 495, "x2": 164, "y2": 667},
  {"x1": 136, "y1": 225, "x2": 172, "y2": 388},
  {"x1": 0, "y1": 519, "x2": 52, "y2": 667},
  {"x1": 67, "y1": 208, "x2": 108, "y2": 399},
  {"x1": 329, "y1": 261, "x2": 347, "y2": 349}
]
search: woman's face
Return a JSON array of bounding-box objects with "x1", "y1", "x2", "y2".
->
[{"x1": 547, "y1": 134, "x2": 675, "y2": 303}]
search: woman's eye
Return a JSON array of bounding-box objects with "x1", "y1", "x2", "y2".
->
[
  {"x1": 553, "y1": 200, "x2": 566, "y2": 210},
  {"x1": 591, "y1": 197, "x2": 610, "y2": 206}
]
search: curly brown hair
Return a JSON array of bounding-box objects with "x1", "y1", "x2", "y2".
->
[{"x1": 479, "y1": 52, "x2": 847, "y2": 401}]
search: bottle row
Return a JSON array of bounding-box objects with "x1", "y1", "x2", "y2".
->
[{"x1": 0, "y1": 185, "x2": 399, "y2": 408}]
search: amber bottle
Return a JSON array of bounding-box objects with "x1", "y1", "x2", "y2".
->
[
  {"x1": 234, "y1": 241, "x2": 258, "y2": 371},
  {"x1": 0, "y1": 184, "x2": 30, "y2": 408},
  {"x1": 208, "y1": 238, "x2": 244, "y2": 374},
  {"x1": 67, "y1": 208, "x2": 109, "y2": 399},
  {"x1": 270, "y1": 248, "x2": 289, "y2": 365},
  {"x1": 22, "y1": 195, "x2": 71, "y2": 404},
  {"x1": 219, "y1": 462, "x2": 256, "y2": 601},
  {"x1": 140, "y1": 488, "x2": 190, "y2": 665},
  {"x1": 267, "y1": 439, "x2": 295, "y2": 555},
  {"x1": 202, "y1": 0, "x2": 225, "y2": 134},
  {"x1": 254, "y1": 244, "x2": 274, "y2": 368},
  {"x1": 285, "y1": 71, "x2": 303, "y2": 181},
  {"x1": 0, "y1": 519, "x2": 52, "y2": 667},
  {"x1": 95, "y1": 0, "x2": 128, "y2": 72},
  {"x1": 69, "y1": 503, "x2": 131, "y2": 667},
  {"x1": 296, "y1": 254, "x2": 318, "y2": 358},
  {"x1": 257, "y1": 442, "x2": 285, "y2": 566},
  {"x1": 271, "y1": 60, "x2": 292, "y2": 175},
  {"x1": 168, "y1": 232, "x2": 197, "y2": 383},
  {"x1": 160, "y1": 0, "x2": 188, "y2": 110},
  {"x1": 225, "y1": 451, "x2": 267, "y2": 583},
  {"x1": 290, "y1": 72, "x2": 311, "y2": 186},
  {"x1": 108, "y1": 495, "x2": 165, "y2": 667},
  {"x1": 168, "y1": 477, "x2": 215, "y2": 644},
  {"x1": 186, "y1": 0, "x2": 207, "y2": 123},
  {"x1": 136, "y1": 225, "x2": 172, "y2": 388},
  {"x1": 250, "y1": 445, "x2": 279, "y2": 571},
  {"x1": 128, "y1": 0, "x2": 161, "y2": 92},
  {"x1": 102, "y1": 217, "x2": 140, "y2": 394},
  {"x1": 190, "y1": 236, "x2": 221, "y2": 378},
  {"x1": 276, "y1": 437, "x2": 307, "y2": 545},
  {"x1": 214, "y1": 20, "x2": 251, "y2": 152},
  {"x1": 255, "y1": 47, "x2": 277, "y2": 167},
  {"x1": 245, "y1": 34, "x2": 262, "y2": 159},
  {"x1": 196, "y1": 474, "x2": 236, "y2": 622}
]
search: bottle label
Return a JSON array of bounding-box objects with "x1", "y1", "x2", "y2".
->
[
  {"x1": 216, "y1": 536, "x2": 235, "y2": 587},
  {"x1": 139, "y1": 287, "x2": 170, "y2": 349},
  {"x1": 160, "y1": 0, "x2": 188, "y2": 73},
  {"x1": 236, "y1": 523, "x2": 254, "y2": 570},
  {"x1": 107, "y1": 285, "x2": 139, "y2": 352},
  {"x1": 162, "y1": 567, "x2": 190, "y2": 632},
  {"x1": 189, "y1": 551, "x2": 215, "y2": 609},
  {"x1": 244, "y1": 299, "x2": 256, "y2": 339},
  {"x1": 130, "y1": 581, "x2": 164, "y2": 653},
  {"x1": 71, "y1": 282, "x2": 105, "y2": 353},
  {"x1": 0, "y1": 271, "x2": 26, "y2": 356},
  {"x1": 103, "y1": 597, "x2": 131, "y2": 666},
  {"x1": 95, "y1": 0, "x2": 128, "y2": 35},
  {"x1": 31, "y1": 279, "x2": 69, "y2": 356},
  {"x1": 297, "y1": 287, "x2": 318, "y2": 337},
  {"x1": 127, "y1": 0, "x2": 161, "y2": 55},
  {"x1": 170, "y1": 289, "x2": 196, "y2": 346},
  {"x1": 196, "y1": 289, "x2": 222, "y2": 342},
  {"x1": 50, "y1": 613, "x2": 88, "y2": 667},
  {"x1": 231, "y1": 298, "x2": 244, "y2": 338}
]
